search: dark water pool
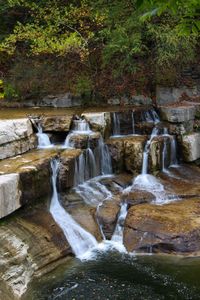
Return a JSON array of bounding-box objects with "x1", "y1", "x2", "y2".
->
[{"x1": 23, "y1": 251, "x2": 200, "y2": 300}]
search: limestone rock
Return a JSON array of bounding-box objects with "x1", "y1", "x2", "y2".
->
[
  {"x1": 66, "y1": 132, "x2": 101, "y2": 149},
  {"x1": 68, "y1": 205, "x2": 102, "y2": 242},
  {"x1": 124, "y1": 136, "x2": 147, "y2": 173},
  {"x1": 123, "y1": 189, "x2": 155, "y2": 206},
  {"x1": 159, "y1": 105, "x2": 195, "y2": 123},
  {"x1": 107, "y1": 136, "x2": 147, "y2": 173},
  {"x1": 58, "y1": 149, "x2": 82, "y2": 191},
  {"x1": 181, "y1": 133, "x2": 200, "y2": 162},
  {"x1": 40, "y1": 115, "x2": 72, "y2": 131},
  {"x1": 124, "y1": 199, "x2": 200, "y2": 255},
  {"x1": 156, "y1": 85, "x2": 200, "y2": 105},
  {"x1": 82, "y1": 112, "x2": 111, "y2": 137},
  {"x1": 0, "y1": 119, "x2": 36, "y2": 160},
  {"x1": 0, "y1": 174, "x2": 21, "y2": 219},
  {"x1": 0, "y1": 135, "x2": 37, "y2": 160},
  {"x1": 97, "y1": 199, "x2": 121, "y2": 239},
  {"x1": 0, "y1": 119, "x2": 33, "y2": 145},
  {"x1": 0, "y1": 208, "x2": 71, "y2": 299}
]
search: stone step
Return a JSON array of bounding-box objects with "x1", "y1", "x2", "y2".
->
[{"x1": 0, "y1": 148, "x2": 81, "y2": 219}]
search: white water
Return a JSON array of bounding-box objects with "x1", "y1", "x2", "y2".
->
[
  {"x1": 132, "y1": 111, "x2": 135, "y2": 134},
  {"x1": 36, "y1": 124, "x2": 52, "y2": 148},
  {"x1": 96, "y1": 137, "x2": 113, "y2": 175},
  {"x1": 72, "y1": 119, "x2": 92, "y2": 134},
  {"x1": 111, "y1": 202, "x2": 128, "y2": 243},
  {"x1": 142, "y1": 127, "x2": 159, "y2": 174},
  {"x1": 142, "y1": 109, "x2": 160, "y2": 123},
  {"x1": 112, "y1": 112, "x2": 121, "y2": 136},
  {"x1": 74, "y1": 176, "x2": 113, "y2": 206},
  {"x1": 126, "y1": 174, "x2": 180, "y2": 205},
  {"x1": 50, "y1": 159, "x2": 98, "y2": 259}
]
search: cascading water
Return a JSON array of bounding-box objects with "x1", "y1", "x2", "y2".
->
[
  {"x1": 142, "y1": 109, "x2": 160, "y2": 123},
  {"x1": 96, "y1": 137, "x2": 113, "y2": 175},
  {"x1": 142, "y1": 127, "x2": 159, "y2": 174},
  {"x1": 111, "y1": 202, "x2": 128, "y2": 244},
  {"x1": 36, "y1": 123, "x2": 52, "y2": 148},
  {"x1": 112, "y1": 112, "x2": 121, "y2": 136},
  {"x1": 50, "y1": 159, "x2": 98, "y2": 259}
]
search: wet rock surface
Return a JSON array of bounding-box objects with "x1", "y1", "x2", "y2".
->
[
  {"x1": 97, "y1": 199, "x2": 121, "y2": 239},
  {"x1": 124, "y1": 199, "x2": 200, "y2": 255},
  {"x1": 107, "y1": 136, "x2": 147, "y2": 173},
  {"x1": 0, "y1": 205, "x2": 72, "y2": 299}
]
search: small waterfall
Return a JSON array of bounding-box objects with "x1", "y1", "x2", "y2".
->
[
  {"x1": 50, "y1": 159, "x2": 98, "y2": 258},
  {"x1": 36, "y1": 123, "x2": 52, "y2": 148},
  {"x1": 96, "y1": 137, "x2": 112, "y2": 175},
  {"x1": 64, "y1": 118, "x2": 92, "y2": 147},
  {"x1": 162, "y1": 137, "x2": 168, "y2": 171},
  {"x1": 142, "y1": 109, "x2": 160, "y2": 123},
  {"x1": 142, "y1": 127, "x2": 159, "y2": 174},
  {"x1": 170, "y1": 136, "x2": 178, "y2": 166},
  {"x1": 111, "y1": 202, "x2": 128, "y2": 243},
  {"x1": 72, "y1": 119, "x2": 92, "y2": 134},
  {"x1": 74, "y1": 177, "x2": 112, "y2": 206},
  {"x1": 112, "y1": 112, "x2": 121, "y2": 136},
  {"x1": 132, "y1": 111, "x2": 135, "y2": 134}
]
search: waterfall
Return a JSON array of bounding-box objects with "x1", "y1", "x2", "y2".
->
[
  {"x1": 111, "y1": 202, "x2": 128, "y2": 244},
  {"x1": 50, "y1": 159, "x2": 98, "y2": 259},
  {"x1": 142, "y1": 109, "x2": 160, "y2": 123},
  {"x1": 64, "y1": 118, "x2": 92, "y2": 147},
  {"x1": 74, "y1": 177, "x2": 112, "y2": 206},
  {"x1": 36, "y1": 123, "x2": 52, "y2": 148},
  {"x1": 112, "y1": 112, "x2": 121, "y2": 136},
  {"x1": 162, "y1": 137, "x2": 168, "y2": 171},
  {"x1": 170, "y1": 136, "x2": 178, "y2": 166},
  {"x1": 132, "y1": 111, "x2": 135, "y2": 134},
  {"x1": 142, "y1": 127, "x2": 159, "y2": 174},
  {"x1": 96, "y1": 137, "x2": 112, "y2": 175},
  {"x1": 72, "y1": 119, "x2": 92, "y2": 134}
]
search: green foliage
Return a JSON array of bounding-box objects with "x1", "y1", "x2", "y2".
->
[
  {"x1": 4, "y1": 82, "x2": 19, "y2": 99},
  {"x1": 0, "y1": 0, "x2": 199, "y2": 100}
]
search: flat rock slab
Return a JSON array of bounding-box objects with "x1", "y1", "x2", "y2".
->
[
  {"x1": 124, "y1": 199, "x2": 200, "y2": 255},
  {"x1": 0, "y1": 148, "x2": 81, "y2": 218},
  {"x1": 0, "y1": 118, "x2": 36, "y2": 160},
  {"x1": 0, "y1": 118, "x2": 33, "y2": 144},
  {"x1": 159, "y1": 105, "x2": 196, "y2": 123}
]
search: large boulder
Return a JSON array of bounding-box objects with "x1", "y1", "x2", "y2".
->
[
  {"x1": 107, "y1": 136, "x2": 147, "y2": 173},
  {"x1": 159, "y1": 105, "x2": 195, "y2": 123},
  {"x1": 0, "y1": 119, "x2": 36, "y2": 160},
  {"x1": 82, "y1": 112, "x2": 111, "y2": 138},
  {"x1": 58, "y1": 149, "x2": 82, "y2": 191},
  {"x1": 0, "y1": 208, "x2": 72, "y2": 299},
  {"x1": 40, "y1": 115, "x2": 73, "y2": 132},
  {"x1": 124, "y1": 199, "x2": 200, "y2": 255},
  {"x1": 97, "y1": 199, "x2": 121, "y2": 239},
  {"x1": 181, "y1": 133, "x2": 200, "y2": 162},
  {"x1": 124, "y1": 136, "x2": 147, "y2": 173}
]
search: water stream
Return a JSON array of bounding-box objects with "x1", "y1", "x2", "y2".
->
[
  {"x1": 36, "y1": 123, "x2": 52, "y2": 148},
  {"x1": 50, "y1": 159, "x2": 98, "y2": 259}
]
